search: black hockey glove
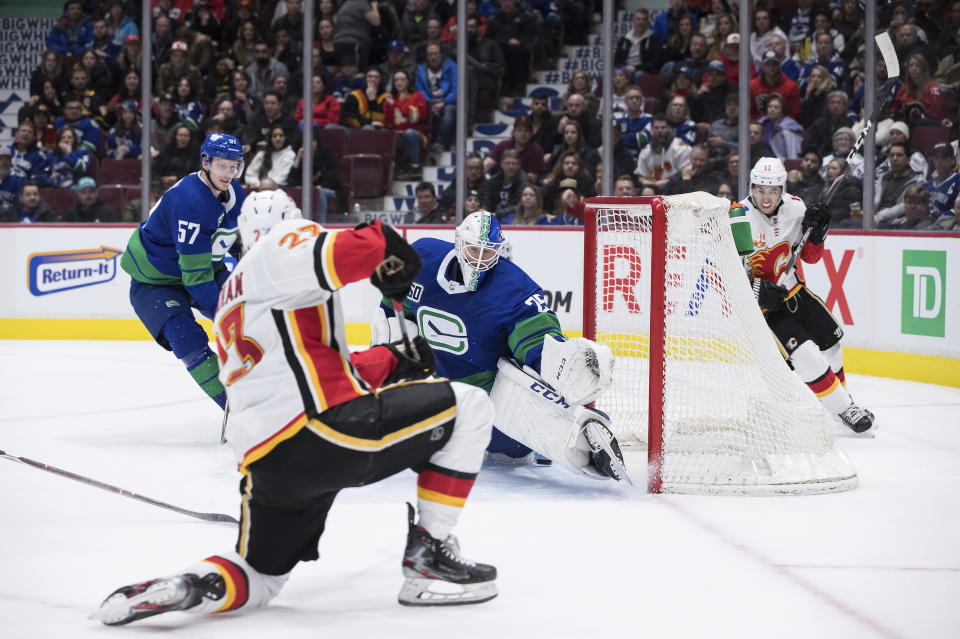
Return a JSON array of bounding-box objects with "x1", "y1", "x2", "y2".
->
[
  {"x1": 365, "y1": 222, "x2": 422, "y2": 302},
  {"x1": 802, "y1": 202, "x2": 831, "y2": 245},
  {"x1": 753, "y1": 278, "x2": 789, "y2": 313},
  {"x1": 384, "y1": 335, "x2": 436, "y2": 385}
]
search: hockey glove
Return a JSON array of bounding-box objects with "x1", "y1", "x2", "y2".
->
[
  {"x1": 367, "y1": 222, "x2": 422, "y2": 302},
  {"x1": 802, "y1": 202, "x2": 831, "y2": 245},
  {"x1": 753, "y1": 278, "x2": 789, "y2": 313},
  {"x1": 384, "y1": 335, "x2": 436, "y2": 385}
]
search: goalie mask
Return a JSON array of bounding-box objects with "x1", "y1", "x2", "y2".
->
[
  {"x1": 238, "y1": 189, "x2": 304, "y2": 251},
  {"x1": 749, "y1": 156, "x2": 787, "y2": 216},
  {"x1": 455, "y1": 211, "x2": 505, "y2": 292}
]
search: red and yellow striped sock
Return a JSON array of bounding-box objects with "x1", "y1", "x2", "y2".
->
[{"x1": 416, "y1": 463, "x2": 477, "y2": 540}]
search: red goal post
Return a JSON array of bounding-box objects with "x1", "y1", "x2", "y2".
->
[{"x1": 583, "y1": 194, "x2": 858, "y2": 496}]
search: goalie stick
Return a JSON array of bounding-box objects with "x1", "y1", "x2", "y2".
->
[
  {"x1": 777, "y1": 32, "x2": 900, "y2": 287},
  {"x1": 0, "y1": 449, "x2": 239, "y2": 525}
]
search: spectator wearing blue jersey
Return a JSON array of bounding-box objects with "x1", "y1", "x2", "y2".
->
[
  {"x1": 88, "y1": 19, "x2": 121, "y2": 63},
  {"x1": 106, "y1": 102, "x2": 142, "y2": 160},
  {"x1": 120, "y1": 133, "x2": 247, "y2": 410},
  {"x1": 798, "y1": 31, "x2": 847, "y2": 92},
  {"x1": 415, "y1": 42, "x2": 457, "y2": 153},
  {"x1": 53, "y1": 96, "x2": 100, "y2": 154},
  {"x1": 41, "y1": 126, "x2": 89, "y2": 189},
  {"x1": 46, "y1": 0, "x2": 92, "y2": 56},
  {"x1": 925, "y1": 143, "x2": 960, "y2": 217},
  {"x1": 8, "y1": 181, "x2": 58, "y2": 223},
  {"x1": 653, "y1": 0, "x2": 698, "y2": 43},
  {"x1": 105, "y1": 0, "x2": 139, "y2": 45},
  {"x1": 0, "y1": 148, "x2": 25, "y2": 220},
  {"x1": 616, "y1": 86, "x2": 651, "y2": 163},
  {"x1": 172, "y1": 76, "x2": 205, "y2": 131},
  {"x1": 9, "y1": 122, "x2": 47, "y2": 182}
]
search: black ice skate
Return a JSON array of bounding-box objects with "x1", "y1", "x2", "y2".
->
[
  {"x1": 90, "y1": 574, "x2": 210, "y2": 625},
  {"x1": 840, "y1": 403, "x2": 876, "y2": 435},
  {"x1": 582, "y1": 417, "x2": 630, "y2": 483},
  {"x1": 399, "y1": 503, "x2": 497, "y2": 606}
]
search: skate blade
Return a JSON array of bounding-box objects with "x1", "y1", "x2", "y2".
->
[
  {"x1": 89, "y1": 580, "x2": 182, "y2": 626},
  {"x1": 398, "y1": 576, "x2": 497, "y2": 607}
]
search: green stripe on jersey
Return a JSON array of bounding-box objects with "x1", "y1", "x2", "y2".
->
[
  {"x1": 179, "y1": 252, "x2": 215, "y2": 286},
  {"x1": 508, "y1": 313, "x2": 563, "y2": 363},
  {"x1": 120, "y1": 229, "x2": 181, "y2": 285},
  {"x1": 453, "y1": 370, "x2": 497, "y2": 392}
]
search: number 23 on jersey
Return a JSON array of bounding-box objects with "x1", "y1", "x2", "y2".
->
[{"x1": 215, "y1": 303, "x2": 264, "y2": 385}]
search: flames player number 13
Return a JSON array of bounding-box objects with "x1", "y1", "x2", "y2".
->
[{"x1": 215, "y1": 303, "x2": 265, "y2": 385}]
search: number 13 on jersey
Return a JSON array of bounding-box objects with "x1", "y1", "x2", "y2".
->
[{"x1": 215, "y1": 303, "x2": 265, "y2": 385}]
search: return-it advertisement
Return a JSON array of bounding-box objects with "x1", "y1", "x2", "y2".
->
[{"x1": 0, "y1": 225, "x2": 957, "y2": 359}]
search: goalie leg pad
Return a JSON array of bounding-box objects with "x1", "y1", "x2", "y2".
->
[
  {"x1": 489, "y1": 359, "x2": 624, "y2": 480},
  {"x1": 540, "y1": 336, "x2": 614, "y2": 406}
]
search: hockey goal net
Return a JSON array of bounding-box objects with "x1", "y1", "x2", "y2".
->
[{"x1": 583, "y1": 194, "x2": 857, "y2": 495}]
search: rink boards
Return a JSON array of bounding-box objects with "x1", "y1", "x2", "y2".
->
[{"x1": 0, "y1": 224, "x2": 957, "y2": 387}]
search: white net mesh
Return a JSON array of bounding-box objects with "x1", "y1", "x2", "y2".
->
[{"x1": 587, "y1": 194, "x2": 857, "y2": 495}]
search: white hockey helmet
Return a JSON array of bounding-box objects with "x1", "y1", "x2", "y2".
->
[
  {"x1": 749, "y1": 157, "x2": 787, "y2": 188},
  {"x1": 455, "y1": 210, "x2": 505, "y2": 292},
  {"x1": 238, "y1": 189, "x2": 303, "y2": 251}
]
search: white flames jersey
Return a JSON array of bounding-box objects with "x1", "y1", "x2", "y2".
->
[
  {"x1": 739, "y1": 191, "x2": 811, "y2": 291},
  {"x1": 213, "y1": 218, "x2": 385, "y2": 468}
]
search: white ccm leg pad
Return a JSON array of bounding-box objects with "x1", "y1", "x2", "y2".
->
[
  {"x1": 489, "y1": 359, "x2": 615, "y2": 480},
  {"x1": 369, "y1": 306, "x2": 420, "y2": 345},
  {"x1": 539, "y1": 335, "x2": 614, "y2": 406}
]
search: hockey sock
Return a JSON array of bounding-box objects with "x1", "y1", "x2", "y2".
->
[
  {"x1": 417, "y1": 463, "x2": 477, "y2": 540},
  {"x1": 163, "y1": 315, "x2": 227, "y2": 409},
  {"x1": 183, "y1": 347, "x2": 227, "y2": 410},
  {"x1": 790, "y1": 341, "x2": 853, "y2": 416},
  {"x1": 823, "y1": 343, "x2": 846, "y2": 387},
  {"x1": 178, "y1": 552, "x2": 288, "y2": 615},
  {"x1": 416, "y1": 383, "x2": 493, "y2": 540}
]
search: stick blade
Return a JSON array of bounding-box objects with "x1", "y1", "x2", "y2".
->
[{"x1": 875, "y1": 32, "x2": 899, "y2": 78}]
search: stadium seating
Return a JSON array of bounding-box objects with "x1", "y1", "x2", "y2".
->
[
  {"x1": 97, "y1": 185, "x2": 125, "y2": 215},
  {"x1": 910, "y1": 126, "x2": 950, "y2": 158},
  {"x1": 98, "y1": 159, "x2": 142, "y2": 186},
  {"x1": 40, "y1": 187, "x2": 75, "y2": 212}
]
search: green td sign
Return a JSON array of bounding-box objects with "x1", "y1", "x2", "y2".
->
[{"x1": 901, "y1": 250, "x2": 946, "y2": 337}]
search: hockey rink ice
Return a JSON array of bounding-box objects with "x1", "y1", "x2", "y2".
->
[{"x1": 1, "y1": 340, "x2": 958, "y2": 639}]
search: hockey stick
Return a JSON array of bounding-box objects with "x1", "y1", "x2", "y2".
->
[
  {"x1": 0, "y1": 449, "x2": 239, "y2": 525},
  {"x1": 777, "y1": 32, "x2": 900, "y2": 287},
  {"x1": 377, "y1": 254, "x2": 418, "y2": 359},
  {"x1": 219, "y1": 401, "x2": 230, "y2": 445}
]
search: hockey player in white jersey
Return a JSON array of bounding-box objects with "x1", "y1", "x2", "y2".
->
[
  {"x1": 91, "y1": 191, "x2": 500, "y2": 626},
  {"x1": 373, "y1": 211, "x2": 629, "y2": 483},
  {"x1": 740, "y1": 157, "x2": 875, "y2": 434}
]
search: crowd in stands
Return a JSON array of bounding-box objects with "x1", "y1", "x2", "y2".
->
[{"x1": 1, "y1": 0, "x2": 958, "y2": 232}]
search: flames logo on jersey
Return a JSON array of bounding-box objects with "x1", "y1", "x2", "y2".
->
[{"x1": 746, "y1": 241, "x2": 791, "y2": 281}]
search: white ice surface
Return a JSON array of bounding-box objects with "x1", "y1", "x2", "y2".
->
[{"x1": 1, "y1": 341, "x2": 958, "y2": 638}]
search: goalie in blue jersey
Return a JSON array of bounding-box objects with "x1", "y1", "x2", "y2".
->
[{"x1": 374, "y1": 211, "x2": 628, "y2": 482}]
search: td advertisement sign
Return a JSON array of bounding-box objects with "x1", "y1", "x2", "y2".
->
[{"x1": 901, "y1": 250, "x2": 946, "y2": 338}]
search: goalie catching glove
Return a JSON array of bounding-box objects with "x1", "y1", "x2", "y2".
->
[
  {"x1": 801, "y1": 202, "x2": 830, "y2": 245},
  {"x1": 384, "y1": 336, "x2": 436, "y2": 385},
  {"x1": 365, "y1": 222, "x2": 422, "y2": 302}
]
